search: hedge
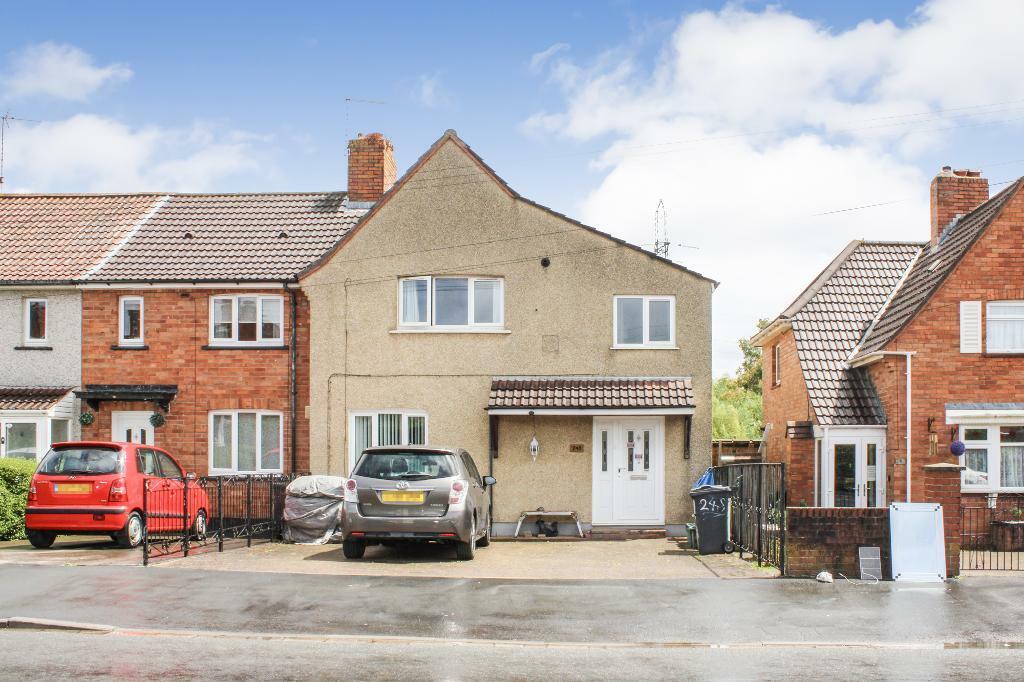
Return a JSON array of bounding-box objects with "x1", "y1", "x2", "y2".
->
[{"x1": 0, "y1": 458, "x2": 37, "y2": 541}]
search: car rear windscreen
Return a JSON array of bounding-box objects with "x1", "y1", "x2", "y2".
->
[
  {"x1": 37, "y1": 447, "x2": 124, "y2": 476},
  {"x1": 355, "y1": 452, "x2": 457, "y2": 480}
]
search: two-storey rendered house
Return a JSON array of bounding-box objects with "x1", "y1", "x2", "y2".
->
[
  {"x1": 754, "y1": 167, "x2": 1024, "y2": 512},
  {"x1": 301, "y1": 130, "x2": 716, "y2": 536},
  {"x1": 0, "y1": 195, "x2": 166, "y2": 460}
]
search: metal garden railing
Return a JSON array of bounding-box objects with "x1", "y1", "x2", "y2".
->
[{"x1": 710, "y1": 463, "x2": 787, "y2": 571}]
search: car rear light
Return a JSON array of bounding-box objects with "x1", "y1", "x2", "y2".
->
[
  {"x1": 28, "y1": 484, "x2": 37, "y2": 502},
  {"x1": 344, "y1": 478, "x2": 358, "y2": 503},
  {"x1": 109, "y1": 478, "x2": 127, "y2": 502},
  {"x1": 439, "y1": 532, "x2": 457, "y2": 538},
  {"x1": 449, "y1": 480, "x2": 467, "y2": 505}
]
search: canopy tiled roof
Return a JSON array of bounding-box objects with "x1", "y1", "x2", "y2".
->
[
  {"x1": 86, "y1": 193, "x2": 366, "y2": 281},
  {"x1": 487, "y1": 376, "x2": 695, "y2": 410},
  {"x1": 0, "y1": 194, "x2": 164, "y2": 283},
  {"x1": 0, "y1": 387, "x2": 73, "y2": 411},
  {"x1": 785, "y1": 241, "x2": 921, "y2": 425},
  {"x1": 853, "y1": 179, "x2": 1024, "y2": 360}
]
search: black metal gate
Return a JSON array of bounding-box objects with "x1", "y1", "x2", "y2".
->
[
  {"x1": 709, "y1": 463, "x2": 786, "y2": 570},
  {"x1": 142, "y1": 473, "x2": 293, "y2": 565},
  {"x1": 960, "y1": 501, "x2": 1024, "y2": 571}
]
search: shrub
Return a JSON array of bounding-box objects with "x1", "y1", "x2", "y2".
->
[{"x1": 0, "y1": 458, "x2": 37, "y2": 541}]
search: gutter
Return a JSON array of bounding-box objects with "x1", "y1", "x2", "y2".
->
[{"x1": 749, "y1": 317, "x2": 792, "y2": 347}]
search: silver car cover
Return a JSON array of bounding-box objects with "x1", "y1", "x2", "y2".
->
[{"x1": 281, "y1": 475, "x2": 346, "y2": 545}]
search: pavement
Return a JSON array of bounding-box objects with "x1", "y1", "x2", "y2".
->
[
  {"x1": 0, "y1": 537, "x2": 142, "y2": 566},
  {"x1": 1, "y1": 564, "x2": 1024, "y2": 679}
]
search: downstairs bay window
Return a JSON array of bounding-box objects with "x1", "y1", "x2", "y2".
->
[
  {"x1": 348, "y1": 411, "x2": 428, "y2": 470},
  {"x1": 209, "y1": 410, "x2": 283, "y2": 474},
  {"x1": 960, "y1": 425, "x2": 1024, "y2": 491}
]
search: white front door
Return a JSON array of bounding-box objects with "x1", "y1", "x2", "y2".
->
[
  {"x1": 112, "y1": 411, "x2": 155, "y2": 445},
  {"x1": 823, "y1": 432, "x2": 885, "y2": 508},
  {"x1": 592, "y1": 417, "x2": 665, "y2": 525}
]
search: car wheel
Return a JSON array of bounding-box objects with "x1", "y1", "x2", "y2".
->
[
  {"x1": 477, "y1": 522, "x2": 491, "y2": 548},
  {"x1": 26, "y1": 530, "x2": 56, "y2": 549},
  {"x1": 193, "y1": 511, "x2": 208, "y2": 541},
  {"x1": 115, "y1": 512, "x2": 145, "y2": 549},
  {"x1": 343, "y1": 538, "x2": 367, "y2": 559},
  {"x1": 456, "y1": 519, "x2": 477, "y2": 561}
]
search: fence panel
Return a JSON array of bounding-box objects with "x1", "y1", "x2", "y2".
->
[
  {"x1": 143, "y1": 473, "x2": 295, "y2": 565},
  {"x1": 709, "y1": 463, "x2": 786, "y2": 571},
  {"x1": 960, "y1": 501, "x2": 1024, "y2": 571}
]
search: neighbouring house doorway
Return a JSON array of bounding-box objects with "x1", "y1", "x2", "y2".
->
[
  {"x1": 592, "y1": 417, "x2": 665, "y2": 525},
  {"x1": 112, "y1": 411, "x2": 155, "y2": 445},
  {"x1": 818, "y1": 428, "x2": 886, "y2": 508}
]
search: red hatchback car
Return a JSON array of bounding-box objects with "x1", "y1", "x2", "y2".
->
[{"x1": 24, "y1": 441, "x2": 209, "y2": 549}]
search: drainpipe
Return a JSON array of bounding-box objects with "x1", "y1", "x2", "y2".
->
[
  {"x1": 876, "y1": 351, "x2": 915, "y2": 502},
  {"x1": 286, "y1": 282, "x2": 299, "y2": 474}
]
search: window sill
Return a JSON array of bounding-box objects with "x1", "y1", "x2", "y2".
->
[
  {"x1": 111, "y1": 344, "x2": 149, "y2": 351},
  {"x1": 983, "y1": 352, "x2": 1024, "y2": 357},
  {"x1": 202, "y1": 344, "x2": 289, "y2": 350},
  {"x1": 610, "y1": 345, "x2": 679, "y2": 350},
  {"x1": 14, "y1": 345, "x2": 52, "y2": 351},
  {"x1": 962, "y1": 487, "x2": 1024, "y2": 494},
  {"x1": 207, "y1": 470, "x2": 284, "y2": 476},
  {"x1": 390, "y1": 328, "x2": 511, "y2": 335}
]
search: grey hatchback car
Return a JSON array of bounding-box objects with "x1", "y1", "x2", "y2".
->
[{"x1": 341, "y1": 446, "x2": 496, "y2": 561}]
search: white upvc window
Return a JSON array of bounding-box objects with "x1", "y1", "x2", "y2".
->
[
  {"x1": 348, "y1": 410, "x2": 428, "y2": 470},
  {"x1": 209, "y1": 295, "x2": 284, "y2": 346},
  {"x1": 119, "y1": 296, "x2": 144, "y2": 346},
  {"x1": 612, "y1": 295, "x2": 676, "y2": 348},
  {"x1": 772, "y1": 344, "x2": 782, "y2": 386},
  {"x1": 23, "y1": 298, "x2": 47, "y2": 345},
  {"x1": 960, "y1": 425, "x2": 1024, "y2": 492},
  {"x1": 986, "y1": 301, "x2": 1024, "y2": 353},
  {"x1": 397, "y1": 276, "x2": 504, "y2": 330},
  {"x1": 208, "y1": 410, "x2": 283, "y2": 474}
]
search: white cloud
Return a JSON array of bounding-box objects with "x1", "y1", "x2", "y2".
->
[
  {"x1": 525, "y1": 0, "x2": 1024, "y2": 374},
  {"x1": 529, "y1": 42, "x2": 570, "y2": 72},
  {"x1": 3, "y1": 42, "x2": 132, "y2": 101},
  {"x1": 412, "y1": 72, "x2": 452, "y2": 109},
  {"x1": 3, "y1": 114, "x2": 264, "y2": 193}
]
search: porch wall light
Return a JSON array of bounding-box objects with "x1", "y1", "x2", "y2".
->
[{"x1": 529, "y1": 436, "x2": 540, "y2": 462}]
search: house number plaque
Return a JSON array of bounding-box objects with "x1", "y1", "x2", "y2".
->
[{"x1": 569, "y1": 443, "x2": 584, "y2": 453}]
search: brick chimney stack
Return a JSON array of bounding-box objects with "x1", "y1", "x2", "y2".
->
[
  {"x1": 347, "y1": 132, "x2": 396, "y2": 204},
  {"x1": 930, "y1": 166, "x2": 988, "y2": 244}
]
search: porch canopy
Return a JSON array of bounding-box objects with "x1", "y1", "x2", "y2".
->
[
  {"x1": 74, "y1": 384, "x2": 178, "y2": 413},
  {"x1": 486, "y1": 376, "x2": 695, "y2": 416},
  {"x1": 0, "y1": 387, "x2": 74, "y2": 412}
]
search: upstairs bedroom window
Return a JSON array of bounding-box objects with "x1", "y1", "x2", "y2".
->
[
  {"x1": 23, "y1": 298, "x2": 47, "y2": 346},
  {"x1": 612, "y1": 295, "x2": 676, "y2": 348},
  {"x1": 398, "y1": 276, "x2": 504, "y2": 330},
  {"x1": 987, "y1": 301, "x2": 1024, "y2": 353},
  {"x1": 209, "y1": 295, "x2": 284, "y2": 346},
  {"x1": 119, "y1": 296, "x2": 144, "y2": 346}
]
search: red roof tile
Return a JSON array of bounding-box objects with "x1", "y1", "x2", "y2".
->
[
  {"x1": 0, "y1": 387, "x2": 73, "y2": 410},
  {"x1": 487, "y1": 376, "x2": 695, "y2": 410}
]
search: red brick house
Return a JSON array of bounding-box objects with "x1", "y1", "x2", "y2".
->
[
  {"x1": 754, "y1": 167, "x2": 1024, "y2": 511},
  {"x1": 0, "y1": 133, "x2": 396, "y2": 475}
]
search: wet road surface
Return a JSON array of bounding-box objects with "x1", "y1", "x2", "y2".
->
[
  {"x1": 2, "y1": 629, "x2": 1023, "y2": 681},
  {"x1": 1, "y1": 564, "x2": 1023, "y2": 646}
]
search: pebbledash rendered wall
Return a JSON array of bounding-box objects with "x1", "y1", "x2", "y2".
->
[
  {"x1": 78, "y1": 288, "x2": 311, "y2": 475},
  {"x1": 0, "y1": 288, "x2": 82, "y2": 389},
  {"x1": 301, "y1": 135, "x2": 714, "y2": 528}
]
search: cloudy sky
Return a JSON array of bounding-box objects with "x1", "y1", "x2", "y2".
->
[{"x1": 3, "y1": 1, "x2": 1024, "y2": 374}]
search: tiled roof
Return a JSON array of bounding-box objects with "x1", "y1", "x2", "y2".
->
[
  {"x1": 0, "y1": 194, "x2": 164, "y2": 283},
  {"x1": 86, "y1": 193, "x2": 366, "y2": 281},
  {"x1": 853, "y1": 180, "x2": 1024, "y2": 359},
  {"x1": 0, "y1": 386, "x2": 73, "y2": 410},
  {"x1": 487, "y1": 376, "x2": 695, "y2": 410},
  {"x1": 788, "y1": 241, "x2": 921, "y2": 425}
]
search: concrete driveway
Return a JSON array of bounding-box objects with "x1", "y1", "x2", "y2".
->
[
  {"x1": 0, "y1": 538, "x2": 141, "y2": 567},
  {"x1": 157, "y1": 537, "x2": 777, "y2": 580}
]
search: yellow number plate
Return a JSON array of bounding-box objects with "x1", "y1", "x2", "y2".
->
[
  {"x1": 380, "y1": 490, "x2": 426, "y2": 503},
  {"x1": 54, "y1": 483, "x2": 92, "y2": 494}
]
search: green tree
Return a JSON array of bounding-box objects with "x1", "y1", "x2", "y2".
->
[{"x1": 712, "y1": 320, "x2": 768, "y2": 440}]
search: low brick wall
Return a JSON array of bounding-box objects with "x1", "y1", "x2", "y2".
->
[{"x1": 785, "y1": 508, "x2": 890, "y2": 579}]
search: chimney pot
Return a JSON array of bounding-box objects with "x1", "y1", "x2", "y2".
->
[{"x1": 930, "y1": 166, "x2": 988, "y2": 245}]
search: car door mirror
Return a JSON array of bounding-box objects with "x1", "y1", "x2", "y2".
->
[{"x1": 483, "y1": 476, "x2": 496, "y2": 487}]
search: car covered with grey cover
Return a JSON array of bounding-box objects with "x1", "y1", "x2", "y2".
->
[{"x1": 282, "y1": 475, "x2": 346, "y2": 544}]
